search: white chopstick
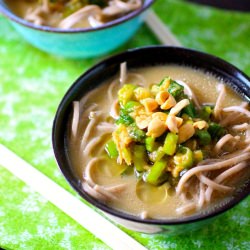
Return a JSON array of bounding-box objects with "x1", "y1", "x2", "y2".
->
[
  {"x1": 0, "y1": 144, "x2": 146, "y2": 250},
  {"x1": 145, "y1": 10, "x2": 182, "y2": 46}
]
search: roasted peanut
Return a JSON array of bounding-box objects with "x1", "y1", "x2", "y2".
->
[
  {"x1": 140, "y1": 98, "x2": 158, "y2": 113},
  {"x1": 152, "y1": 112, "x2": 168, "y2": 122},
  {"x1": 136, "y1": 114, "x2": 152, "y2": 129},
  {"x1": 147, "y1": 117, "x2": 167, "y2": 138},
  {"x1": 166, "y1": 115, "x2": 179, "y2": 133},
  {"x1": 161, "y1": 95, "x2": 176, "y2": 110},
  {"x1": 178, "y1": 123, "x2": 195, "y2": 143}
]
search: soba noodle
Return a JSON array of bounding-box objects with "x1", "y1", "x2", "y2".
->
[
  {"x1": 6, "y1": 0, "x2": 143, "y2": 28},
  {"x1": 69, "y1": 63, "x2": 250, "y2": 219}
]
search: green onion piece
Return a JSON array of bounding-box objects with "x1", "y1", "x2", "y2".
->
[
  {"x1": 105, "y1": 140, "x2": 118, "y2": 159},
  {"x1": 122, "y1": 147, "x2": 132, "y2": 166},
  {"x1": 116, "y1": 109, "x2": 134, "y2": 126},
  {"x1": 173, "y1": 146, "x2": 193, "y2": 169},
  {"x1": 208, "y1": 122, "x2": 226, "y2": 139},
  {"x1": 145, "y1": 158, "x2": 168, "y2": 186},
  {"x1": 63, "y1": 1, "x2": 86, "y2": 16},
  {"x1": 193, "y1": 150, "x2": 204, "y2": 164},
  {"x1": 159, "y1": 77, "x2": 170, "y2": 86},
  {"x1": 195, "y1": 130, "x2": 211, "y2": 145},
  {"x1": 167, "y1": 80, "x2": 184, "y2": 100},
  {"x1": 145, "y1": 137, "x2": 155, "y2": 152},
  {"x1": 118, "y1": 84, "x2": 137, "y2": 106},
  {"x1": 155, "y1": 148, "x2": 166, "y2": 162},
  {"x1": 124, "y1": 101, "x2": 141, "y2": 113},
  {"x1": 182, "y1": 101, "x2": 196, "y2": 118},
  {"x1": 163, "y1": 132, "x2": 178, "y2": 156},
  {"x1": 200, "y1": 105, "x2": 213, "y2": 121},
  {"x1": 133, "y1": 145, "x2": 147, "y2": 172},
  {"x1": 127, "y1": 123, "x2": 146, "y2": 143},
  {"x1": 148, "y1": 146, "x2": 165, "y2": 162}
]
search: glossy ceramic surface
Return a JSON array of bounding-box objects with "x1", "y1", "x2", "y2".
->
[
  {"x1": 0, "y1": 0, "x2": 154, "y2": 58},
  {"x1": 52, "y1": 46, "x2": 250, "y2": 233}
]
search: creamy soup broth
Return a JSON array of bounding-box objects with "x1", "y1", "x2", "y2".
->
[{"x1": 68, "y1": 65, "x2": 248, "y2": 219}]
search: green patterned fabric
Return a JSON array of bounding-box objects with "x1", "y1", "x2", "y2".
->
[{"x1": 0, "y1": 0, "x2": 249, "y2": 249}]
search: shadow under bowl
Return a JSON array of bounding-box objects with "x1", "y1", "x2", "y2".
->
[
  {"x1": 0, "y1": 0, "x2": 154, "y2": 58},
  {"x1": 52, "y1": 46, "x2": 250, "y2": 234}
]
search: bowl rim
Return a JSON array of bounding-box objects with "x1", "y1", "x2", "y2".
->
[
  {"x1": 52, "y1": 45, "x2": 250, "y2": 226},
  {"x1": 0, "y1": 0, "x2": 154, "y2": 33}
]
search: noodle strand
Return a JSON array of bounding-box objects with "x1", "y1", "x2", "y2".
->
[{"x1": 176, "y1": 153, "x2": 250, "y2": 194}]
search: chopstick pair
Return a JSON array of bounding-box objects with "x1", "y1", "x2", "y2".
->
[
  {"x1": 145, "y1": 10, "x2": 182, "y2": 47},
  {"x1": 0, "y1": 144, "x2": 146, "y2": 250}
]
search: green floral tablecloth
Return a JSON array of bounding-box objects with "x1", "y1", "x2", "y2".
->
[{"x1": 0, "y1": 0, "x2": 249, "y2": 249}]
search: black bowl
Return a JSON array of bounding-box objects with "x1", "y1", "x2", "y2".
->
[{"x1": 52, "y1": 46, "x2": 250, "y2": 234}]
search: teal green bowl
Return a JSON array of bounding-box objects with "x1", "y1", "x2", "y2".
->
[{"x1": 0, "y1": 0, "x2": 154, "y2": 58}]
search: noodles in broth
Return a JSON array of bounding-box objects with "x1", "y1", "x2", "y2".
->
[
  {"x1": 6, "y1": 0, "x2": 143, "y2": 28},
  {"x1": 69, "y1": 63, "x2": 250, "y2": 219}
]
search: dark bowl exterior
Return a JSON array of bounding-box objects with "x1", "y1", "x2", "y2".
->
[{"x1": 52, "y1": 46, "x2": 250, "y2": 233}]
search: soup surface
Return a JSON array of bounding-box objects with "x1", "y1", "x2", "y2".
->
[
  {"x1": 68, "y1": 65, "x2": 250, "y2": 219},
  {"x1": 6, "y1": 0, "x2": 143, "y2": 28}
]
